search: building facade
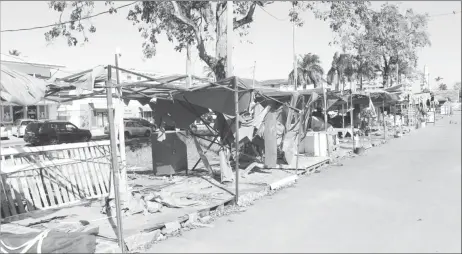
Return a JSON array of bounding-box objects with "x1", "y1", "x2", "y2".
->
[
  {"x1": 1, "y1": 55, "x2": 64, "y2": 126},
  {"x1": 56, "y1": 69, "x2": 160, "y2": 136}
]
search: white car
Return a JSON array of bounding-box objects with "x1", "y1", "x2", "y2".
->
[
  {"x1": 12, "y1": 119, "x2": 38, "y2": 138},
  {"x1": 0, "y1": 123, "x2": 9, "y2": 139}
]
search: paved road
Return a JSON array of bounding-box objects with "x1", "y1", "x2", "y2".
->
[{"x1": 147, "y1": 114, "x2": 461, "y2": 253}]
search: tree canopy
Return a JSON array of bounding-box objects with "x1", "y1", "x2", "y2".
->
[
  {"x1": 288, "y1": 53, "x2": 324, "y2": 89},
  {"x1": 45, "y1": 1, "x2": 370, "y2": 80},
  {"x1": 335, "y1": 3, "x2": 431, "y2": 88}
]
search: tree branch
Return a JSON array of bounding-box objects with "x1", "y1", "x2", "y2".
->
[
  {"x1": 171, "y1": 1, "x2": 217, "y2": 68},
  {"x1": 233, "y1": 2, "x2": 261, "y2": 30}
]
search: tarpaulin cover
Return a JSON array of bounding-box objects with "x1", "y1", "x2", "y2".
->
[
  {"x1": 174, "y1": 77, "x2": 253, "y2": 115},
  {"x1": 152, "y1": 99, "x2": 209, "y2": 129},
  {"x1": 0, "y1": 231, "x2": 96, "y2": 253},
  {"x1": 0, "y1": 64, "x2": 47, "y2": 105}
]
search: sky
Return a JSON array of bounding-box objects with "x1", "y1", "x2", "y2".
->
[{"x1": 0, "y1": 1, "x2": 461, "y2": 88}]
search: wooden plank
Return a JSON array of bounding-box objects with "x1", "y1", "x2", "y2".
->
[
  {"x1": 71, "y1": 148, "x2": 91, "y2": 197},
  {"x1": 62, "y1": 150, "x2": 79, "y2": 201},
  {"x1": 35, "y1": 153, "x2": 56, "y2": 207},
  {"x1": 2, "y1": 175, "x2": 18, "y2": 216},
  {"x1": 63, "y1": 150, "x2": 85, "y2": 199},
  {"x1": 9, "y1": 156, "x2": 26, "y2": 214},
  {"x1": 83, "y1": 147, "x2": 102, "y2": 196},
  {"x1": 0, "y1": 177, "x2": 12, "y2": 218},
  {"x1": 19, "y1": 169, "x2": 35, "y2": 212},
  {"x1": 32, "y1": 161, "x2": 49, "y2": 209},
  {"x1": 101, "y1": 145, "x2": 113, "y2": 194},
  {"x1": 0, "y1": 140, "x2": 114, "y2": 156},
  {"x1": 85, "y1": 146, "x2": 104, "y2": 196},
  {"x1": 22, "y1": 167, "x2": 42, "y2": 210},
  {"x1": 55, "y1": 150, "x2": 73, "y2": 203},
  {"x1": 37, "y1": 154, "x2": 54, "y2": 208},
  {"x1": 90, "y1": 146, "x2": 108, "y2": 194},
  {"x1": 0, "y1": 156, "x2": 9, "y2": 217},
  {"x1": 78, "y1": 148, "x2": 96, "y2": 197},
  {"x1": 49, "y1": 150, "x2": 68, "y2": 205}
]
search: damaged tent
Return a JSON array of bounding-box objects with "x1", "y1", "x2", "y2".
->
[{"x1": 0, "y1": 64, "x2": 48, "y2": 105}]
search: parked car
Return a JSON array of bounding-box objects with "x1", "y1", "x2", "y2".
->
[
  {"x1": 1, "y1": 123, "x2": 9, "y2": 140},
  {"x1": 124, "y1": 117, "x2": 157, "y2": 129},
  {"x1": 104, "y1": 120, "x2": 152, "y2": 139},
  {"x1": 12, "y1": 119, "x2": 38, "y2": 137},
  {"x1": 24, "y1": 120, "x2": 92, "y2": 146}
]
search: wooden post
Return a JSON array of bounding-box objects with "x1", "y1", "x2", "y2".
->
[
  {"x1": 350, "y1": 93, "x2": 355, "y2": 151},
  {"x1": 114, "y1": 53, "x2": 127, "y2": 197},
  {"x1": 233, "y1": 77, "x2": 240, "y2": 204},
  {"x1": 105, "y1": 65, "x2": 125, "y2": 253}
]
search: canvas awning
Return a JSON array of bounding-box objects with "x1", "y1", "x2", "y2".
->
[{"x1": 1, "y1": 64, "x2": 48, "y2": 106}]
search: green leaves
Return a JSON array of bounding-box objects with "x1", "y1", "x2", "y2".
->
[
  {"x1": 334, "y1": 2, "x2": 431, "y2": 87},
  {"x1": 289, "y1": 53, "x2": 325, "y2": 88}
]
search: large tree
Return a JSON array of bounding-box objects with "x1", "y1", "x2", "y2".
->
[
  {"x1": 288, "y1": 53, "x2": 324, "y2": 89},
  {"x1": 336, "y1": 3, "x2": 430, "y2": 87},
  {"x1": 45, "y1": 1, "x2": 370, "y2": 81}
]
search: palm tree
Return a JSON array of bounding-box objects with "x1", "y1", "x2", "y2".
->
[
  {"x1": 202, "y1": 66, "x2": 215, "y2": 81},
  {"x1": 288, "y1": 53, "x2": 324, "y2": 89},
  {"x1": 8, "y1": 49, "x2": 21, "y2": 56},
  {"x1": 327, "y1": 52, "x2": 359, "y2": 91}
]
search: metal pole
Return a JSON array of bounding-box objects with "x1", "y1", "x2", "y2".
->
[
  {"x1": 295, "y1": 95, "x2": 304, "y2": 175},
  {"x1": 323, "y1": 86, "x2": 331, "y2": 158},
  {"x1": 350, "y1": 94, "x2": 355, "y2": 152},
  {"x1": 106, "y1": 66, "x2": 125, "y2": 253},
  {"x1": 233, "y1": 77, "x2": 240, "y2": 204},
  {"x1": 383, "y1": 100, "x2": 386, "y2": 140}
]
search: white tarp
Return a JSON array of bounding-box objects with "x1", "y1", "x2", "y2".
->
[{"x1": 1, "y1": 64, "x2": 47, "y2": 105}]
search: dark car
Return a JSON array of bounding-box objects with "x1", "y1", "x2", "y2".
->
[{"x1": 24, "y1": 120, "x2": 92, "y2": 146}]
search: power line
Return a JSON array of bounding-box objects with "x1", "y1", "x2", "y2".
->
[
  {"x1": 0, "y1": 1, "x2": 138, "y2": 33},
  {"x1": 429, "y1": 11, "x2": 461, "y2": 17},
  {"x1": 258, "y1": 5, "x2": 288, "y2": 22}
]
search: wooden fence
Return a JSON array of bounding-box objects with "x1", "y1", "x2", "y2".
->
[{"x1": 0, "y1": 141, "x2": 120, "y2": 219}]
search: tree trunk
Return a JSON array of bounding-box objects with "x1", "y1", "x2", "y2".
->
[
  {"x1": 360, "y1": 73, "x2": 363, "y2": 91},
  {"x1": 335, "y1": 70, "x2": 343, "y2": 91},
  {"x1": 214, "y1": 2, "x2": 229, "y2": 81}
]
